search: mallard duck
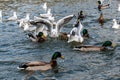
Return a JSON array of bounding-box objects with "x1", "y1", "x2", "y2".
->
[
  {"x1": 98, "y1": 13, "x2": 104, "y2": 26},
  {"x1": 27, "y1": 32, "x2": 47, "y2": 42},
  {"x1": 17, "y1": 52, "x2": 64, "y2": 71},
  {"x1": 77, "y1": 10, "x2": 85, "y2": 20},
  {"x1": 59, "y1": 32, "x2": 68, "y2": 40},
  {"x1": 112, "y1": 19, "x2": 120, "y2": 29},
  {"x1": 97, "y1": 1, "x2": 110, "y2": 11},
  {"x1": 7, "y1": 12, "x2": 17, "y2": 21},
  {"x1": 30, "y1": 14, "x2": 74, "y2": 38},
  {"x1": 82, "y1": 29, "x2": 89, "y2": 39},
  {"x1": 73, "y1": 41, "x2": 116, "y2": 51}
]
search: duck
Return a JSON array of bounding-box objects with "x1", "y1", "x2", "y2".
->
[
  {"x1": 27, "y1": 32, "x2": 47, "y2": 42},
  {"x1": 0, "y1": 10, "x2": 2, "y2": 23},
  {"x1": 82, "y1": 29, "x2": 89, "y2": 39},
  {"x1": 17, "y1": 52, "x2": 64, "y2": 71},
  {"x1": 97, "y1": 0, "x2": 110, "y2": 11},
  {"x1": 98, "y1": 13, "x2": 104, "y2": 26},
  {"x1": 7, "y1": 11, "x2": 17, "y2": 21},
  {"x1": 30, "y1": 14, "x2": 74, "y2": 38},
  {"x1": 73, "y1": 41, "x2": 116, "y2": 52},
  {"x1": 112, "y1": 19, "x2": 120, "y2": 29},
  {"x1": 67, "y1": 20, "x2": 84, "y2": 43},
  {"x1": 77, "y1": 10, "x2": 85, "y2": 20}
]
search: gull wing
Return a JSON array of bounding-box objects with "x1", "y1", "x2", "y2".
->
[
  {"x1": 56, "y1": 14, "x2": 74, "y2": 31},
  {"x1": 29, "y1": 17, "x2": 52, "y2": 31},
  {"x1": 77, "y1": 22, "x2": 83, "y2": 36}
]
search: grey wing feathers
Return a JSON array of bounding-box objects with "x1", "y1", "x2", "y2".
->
[
  {"x1": 57, "y1": 14, "x2": 74, "y2": 30},
  {"x1": 29, "y1": 18, "x2": 52, "y2": 30}
]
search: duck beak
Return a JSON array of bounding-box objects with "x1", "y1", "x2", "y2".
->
[
  {"x1": 112, "y1": 43, "x2": 117, "y2": 48},
  {"x1": 42, "y1": 34, "x2": 46, "y2": 38},
  {"x1": 61, "y1": 56, "x2": 64, "y2": 59}
]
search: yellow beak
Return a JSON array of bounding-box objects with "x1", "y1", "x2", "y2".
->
[
  {"x1": 112, "y1": 43, "x2": 117, "y2": 48},
  {"x1": 61, "y1": 56, "x2": 64, "y2": 59}
]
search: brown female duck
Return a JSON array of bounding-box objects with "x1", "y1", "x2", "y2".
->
[{"x1": 98, "y1": 13, "x2": 104, "y2": 26}]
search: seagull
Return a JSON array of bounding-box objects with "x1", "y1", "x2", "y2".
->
[
  {"x1": 67, "y1": 21, "x2": 84, "y2": 43},
  {"x1": 42, "y1": 2, "x2": 47, "y2": 12},
  {"x1": 17, "y1": 13, "x2": 30, "y2": 28},
  {"x1": 0, "y1": 10, "x2": 2, "y2": 23},
  {"x1": 30, "y1": 14, "x2": 74, "y2": 38},
  {"x1": 7, "y1": 12, "x2": 17, "y2": 21},
  {"x1": 40, "y1": 8, "x2": 52, "y2": 18},
  {"x1": 112, "y1": 19, "x2": 120, "y2": 29},
  {"x1": 118, "y1": 4, "x2": 120, "y2": 11},
  {"x1": 23, "y1": 23, "x2": 36, "y2": 31}
]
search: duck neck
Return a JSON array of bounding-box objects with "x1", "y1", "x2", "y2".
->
[{"x1": 50, "y1": 59, "x2": 57, "y2": 68}]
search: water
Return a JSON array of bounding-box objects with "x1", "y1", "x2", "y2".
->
[{"x1": 0, "y1": 0, "x2": 120, "y2": 80}]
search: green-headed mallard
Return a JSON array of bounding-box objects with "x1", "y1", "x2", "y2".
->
[
  {"x1": 73, "y1": 41, "x2": 116, "y2": 51},
  {"x1": 98, "y1": 1, "x2": 110, "y2": 11},
  {"x1": 82, "y1": 29, "x2": 89, "y2": 39},
  {"x1": 17, "y1": 52, "x2": 64, "y2": 71},
  {"x1": 77, "y1": 10, "x2": 85, "y2": 20},
  {"x1": 27, "y1": 32, "x2": 47, "y2": 42}
]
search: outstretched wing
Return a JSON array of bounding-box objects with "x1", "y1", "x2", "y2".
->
[
  {"x1": 29, "y1": 17, "x2": 52, "y2": 31},
  {"x1": 56, "y1": 14, "x2": 74, "y2": 31},
  {"x1": 77, "y1": 22, "x2": 83, "y2": 36}
]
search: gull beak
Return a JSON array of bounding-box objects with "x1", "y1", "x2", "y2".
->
[{"x1": 61, "y1": 56, "x2": 64, "y2": 59}]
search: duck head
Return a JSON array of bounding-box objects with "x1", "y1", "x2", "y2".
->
[
  {"x1": 82, "y1": 29, "x2": 89, "y2": 37},
  {"x1": 51, "y1": 52, "x2": 64, "y2": 60},
  {"x1": 37, "y1": 32, "x2": 44, "y2": 37},
  {"x1": 102, "y1": 41, "x2": 116, "y2": 47},
  {"x1": 98, "y1": 1, "x2": 101, "y2": 5}
]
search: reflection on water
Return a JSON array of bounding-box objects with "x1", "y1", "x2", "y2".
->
[{"x1": 0, "y1": 0, "x2": 120, "y2": 80}]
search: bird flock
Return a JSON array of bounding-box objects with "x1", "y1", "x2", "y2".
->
[{"x1": 0, "y1": 0, "x2": 120, "y2": 77}]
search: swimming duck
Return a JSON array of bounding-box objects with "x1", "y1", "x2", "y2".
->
[
  {"x1": 98, "y1": 13, "x2": 104, "y2": 26},
  {"x1": 77, "y1": 11, "x2": 85, "y2": 20},
  {"x1": 0, "y1": 10, "x2": 2, "y2": 23},
  {"x1": 82, "y1": 29, "x2": 89, "y2": 39},
  {"x1": 27, "y1": 32, "x2": 47, "y2": 42},
  {"x1": 17, "y1": 52, "x2": 64, "y2": 71},
  {"x1": 97, "y1": 1, "x2": 110, "y2": 11},
  {"x1": 112, "y1": 19, "x2": 120, "y2": 29},
  {"x1": 7, "y1": 12, "x2": 17, "y2": 21},
  {"x1": 67, "y1": 21, "x2": 84, "y2": 43},
  {"x1": 30, "y1": 14, "x2": 74, "y2": 38},
  {"x1": 73, "y1": 41, "x2": 116, "y2": 51}
]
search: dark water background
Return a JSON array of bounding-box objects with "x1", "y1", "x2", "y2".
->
[{"x1": 0, "y1": 0, "x2": 120, "y2": 80}]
